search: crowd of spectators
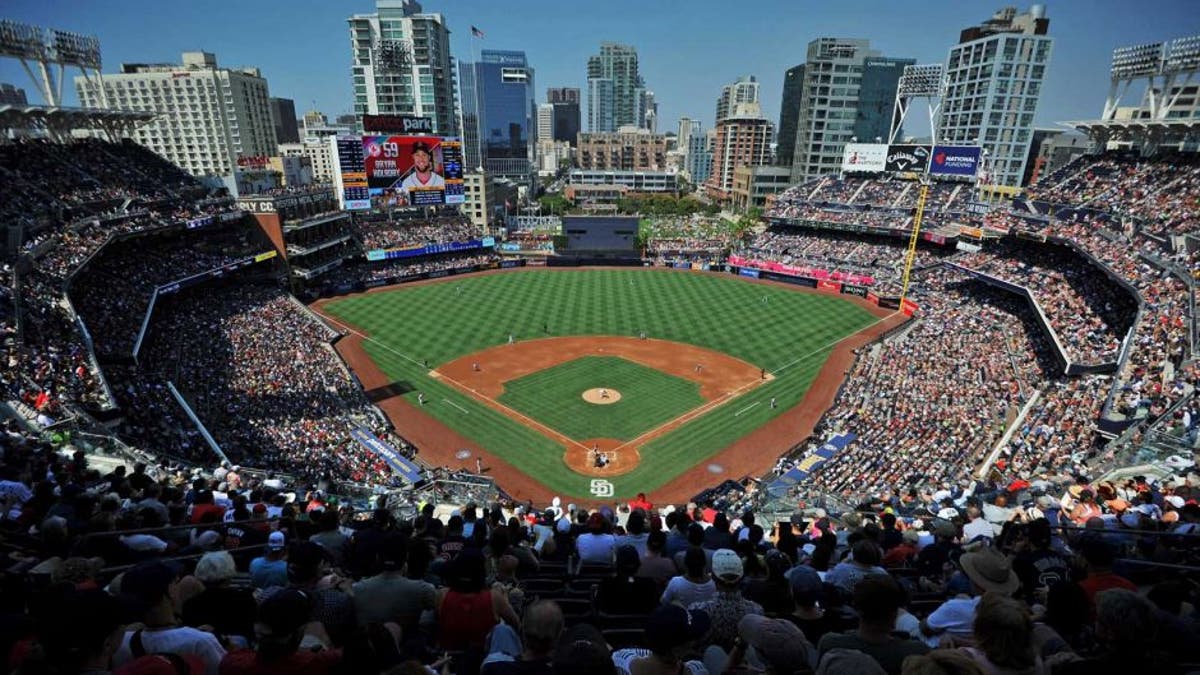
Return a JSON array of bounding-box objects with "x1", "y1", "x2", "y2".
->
[
  {"x1": 69, "y1": 224, "x2": 268, "y2": 357},
  {"x1": 1, "y1": 423, "x2": 1196, "y2": 675},
  {"x1": 955, "y1": 239, "x2": 1138, "y2": 366},
  {"x1": 135, "y1": 283, "x2": 403, "y2": 485},
  {"x1": 804, "y1": 266, "x2": 1055, "y2": 497},
  {"x1": 353, "y1": 215, "x2": 481, "y2": 251},
  {"x1": 326, "y1": 252, "x2": 503, "y2": 287},
  {"x1": 642, "y1": 217, "x2": 736, "y2": 259}
]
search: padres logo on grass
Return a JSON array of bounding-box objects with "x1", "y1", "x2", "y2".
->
[{"x1": 589, "y1": 479, "x2": 614, "y2": 497}]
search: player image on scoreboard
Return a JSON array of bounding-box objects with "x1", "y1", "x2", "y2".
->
[{"x1": 362, "y1": 135, "x2": 465, "y2": 207}]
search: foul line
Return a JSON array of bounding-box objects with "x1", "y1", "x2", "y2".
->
[
  {"x1": 316, "y1": 311, "x2": 428, "y2": 369},
  {"x1": 443, "y1": 399, "x2": 470, "y2": 414},
  {"x1": 733, "y1": 401, "x2": 760, "y2": 417},
  {"x1": 769, "y1": 312, "x2": 895, "y2": 377}
]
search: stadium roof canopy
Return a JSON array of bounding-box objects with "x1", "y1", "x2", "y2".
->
[
  {"x1": 1060, "y1": 118, "x2": 1200, "y2": 155},
  {"x1": 0, "y1": 104, "x2": 155, "y2": 141}
]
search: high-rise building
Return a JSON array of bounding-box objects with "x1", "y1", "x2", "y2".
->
[
  {"x1": 706, "y1": 102, "x2": 773, "y2": 200},
  {"x1": 677, "y1": 117, "x2": 699, "y2": 160},
  {"x1": 789, "y1": 39, "x2": 913, "y2": 181},
  {"x1": 576, "y1": 128, "x2": 668, "y2": 171},
  {"x1": 0, "y1": 83, "x2": 28, "y2": 105},
  {"x1": 939, "y1": 5, "x2": 1052, "y2": 187},
  {"x1": 347, "y1": 0, "x2": 459, "y2": 136},
  {"x1": 75, "y1": 51, "x2": 276, "y2": 177},
  {"x1": 687, "y1": 129, "x2": 715, "y2": 185},
  {"x1": 279, "y1": 140, "x2": 336, "y2": 183},
  {"x1": 547, "y1": 87, "x2": 581, "y2": 144},
  {"x1": 716, "y1": 75, "x2": 759, "y2": 123},
  {"x1": 776, "y1": 64, "x2": 805, "y2": 167},
  {"x1": 459, "y1": 49, "x2": 536, "y2": 184},
  {"x1": 586, "y1": 43, "x2": 642, "y2": 131},
  {"x1": 639, "y1": 89, "x2": 658, "y2": 132},
  {"x1": 537, "y1": 103, "x2": 555, "y2": 144},
  {"x1": 269, "y1": 97, "x2": 300, "y2": 144}
]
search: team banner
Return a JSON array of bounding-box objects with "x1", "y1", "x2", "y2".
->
[
  {"x1": 841, "y1": 143, "x2": 888, "y2": 173},
  {"x1": 363, "y1": 135, "x2": 465, "y2": 206},
  {"x1": 885, "y1": 144, "x2": 931, "y2": 173},
  {"x1": 929, "y1": 145, "x2": 981, "y2": 177}
]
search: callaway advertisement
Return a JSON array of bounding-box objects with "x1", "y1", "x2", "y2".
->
[
  {"x1": 929, "y1": 145, "x2": 982, "y2": 177},
  {"x1": 884, "y1": 144, "x2": 931, "y2": 173},
  {"x1": 363, "y1": 135, "x2": 465, "y2": 206},
  {"x1": 841, "y1": 143, "x2": 888, "y2": 173}
]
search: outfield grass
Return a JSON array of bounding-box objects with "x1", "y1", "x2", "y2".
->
[
  {"x1": 323, "y1": 269, "x2": 878, "y2": 498},
  {"x1": 497, "y1": 356, "x2": 704, "y2": 441}
]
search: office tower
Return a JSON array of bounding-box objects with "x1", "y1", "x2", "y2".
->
[
  {"x1": 586, "y1": 42, "x2": 642, "y2": 131},
  {"x1": 269, "y1": 97, "x2": 300, "y2": 144},
  {"x1": 459, "y1": 49, "x2": 536, "y2": 184},
  {"x1": 776, "y1": 64, "x2": 804, "y2": 167},
  {"x1": 716, "y1": 75, "x2": 759, "y2": 123},
  {"x1": 547, "y1": 86, "x2": 581, "y2": 144}
]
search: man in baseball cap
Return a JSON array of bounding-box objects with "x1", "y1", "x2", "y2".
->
[
  {"x1": 687, "y1": 549, "x2": 763, "y2": 650},
  {"x1": 734, "y1": 614, "x2": 816, "y2": 672},
  {"x1": 249, "y1": 531, "x2": 288, "y2": 590}
]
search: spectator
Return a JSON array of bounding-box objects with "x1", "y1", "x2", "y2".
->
[
  {"x1": 112, "y1": 560, "x2": 227, "y2": 675},
  {"x1": 637, "y1": 529, "x2": 678, "y2": 589},
  {"x1": 249, "y1": 531, "x2": 289, "y2": 590},
  {"x1": 309, "y1": 509, "x2": 349, "y2": 567},
  {"x1": 1076, "y1": 538, "x2": 1136, "y2": 608},
  {"x1": 687, "y1": 548, "x2": 763, "y2": 650},
  {"x1": 219, "y1": 588, "x2": 342, "y2": 674},
  {"x1": 576, "y1": 512, "x2": 617, "y2": 566},
  {"x1": 182, "y1": 551, "x2": 256, "y2": 643},
  {"x1": 610, "y1": 604, "x2": 710, "y2": 675},
  {"x1": 598, "y1": 545, "x2": 659, "y2": 615},
  {"x1": 818, "y1": 575, "x2": 929, "y2": 674},
  {"x1": 921, "y1": 546, "x2": 1019, "y2": 647},
  {"x1": 436, "y1": 549, "x2": 520, "y2": 651},
  {"x1": 1055, "y1": 589, "x2": 1177, "y2": 674},
  {"x1": 661, "y1": 546, "x2": 715, "y2": 607},
  {"x1": 481, "y1": 599, "x2": 564, "y2": 675},
  {"x1": 825, "y1": 540, "x2": 888, "y2": 595},
  {"x1": 956, "y1": 593, "x2": 1045, "y2": 674}
]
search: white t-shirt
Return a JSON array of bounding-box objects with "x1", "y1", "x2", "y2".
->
[
  {"x1": 661, "y1": 576, "x2": 716, "y2": 607},
  {"x1": 962, "y1": 518, "x2": 995, "y2": 542},
  {"x1": 113, "y1": 627, "x2": 226, "y2": 675},
  {"x1": 924, "y1": 596, "x2": 980, "y2": 647},
  {"x1": 119, "y1": 534, "x2": 169, "y2": 553},
  {"x1": 575, "y1": 533, "x2": 617, "y2": 564}
]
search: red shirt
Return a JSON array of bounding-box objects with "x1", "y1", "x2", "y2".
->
[
  {"x1": 1079, "y1": 571, "x2": 1137, "y2": 607},
  {"x1": 190, "y1": 503, "x2": 226, "y2": 524},
  {"x1": 219, "y1": 648, "x2": 341, "y2": 675}
]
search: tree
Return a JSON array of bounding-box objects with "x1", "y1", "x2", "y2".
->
[{"x1": 538, "y1": 193, "x2": 573, "y2": 215}]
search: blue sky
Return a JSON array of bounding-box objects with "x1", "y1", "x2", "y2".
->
[{"x1": 3, "y1": 0, "x2": 1198, "y2": 136}]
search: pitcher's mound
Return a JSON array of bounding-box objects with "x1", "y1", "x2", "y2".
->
[{"x1": 582, "y1": 388, "x2": 621, "y2": 405}]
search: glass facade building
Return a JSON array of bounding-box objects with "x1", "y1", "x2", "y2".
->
[{"x1": 459, "y1": 49, "x2": 536, "y2": 185}]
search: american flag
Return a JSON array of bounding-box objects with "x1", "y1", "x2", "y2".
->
[{"x1": 470, "y1": 26, "x2": 485, "y2": 38}]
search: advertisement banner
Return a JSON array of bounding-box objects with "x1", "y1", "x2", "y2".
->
[
  {"x1": 900, "y1": 298, "x2": 919, "y2": 316},
  {"x1": 885, "y1": 144, "x2": 931, "y2": 173},
  {"x1": 349, "y1": 427, "x2": 422, "y2": 483},
  {"x1": 365, "y1": 238, "x2": 484, "y2": 262},
  {"x1": 362, "y1": 114, "x2": 434, "y2": 134},
  {"x1": 866, "y1": 291, "x2": 880, "y2": 306},
  {"x1": 929, "y1": 145, "x2": 981, "y2": 177},
  {"x1": 817, "y1": 279, "x2": 842, "y2": 293},
  {"x1": 739, "y1": 268, "x2": 760, "y2": 279},
  {"x1": 362, "y1": 135, "x2": 465, "y2": 206},
  {"x1": 841, "y1": 143, "x2": 888, "y2": 173},
  {"x1": 841, "y1": 284, "x2": 868, "y2": 298}
]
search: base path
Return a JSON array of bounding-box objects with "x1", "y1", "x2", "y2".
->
[
  {"x1": 313, "y1": 267, "x2": 907, "y2": 506},
  {"x1": 434, "y1": 336, "x2": 769, "y2": 478}
]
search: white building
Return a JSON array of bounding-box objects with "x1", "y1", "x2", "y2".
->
[
  {"x1": 348, "y1": 0, "x2": 459, "y2": 135},
  {"x1": 75, "y1": 51, "x2": 276, "y2": 177},
  {"x1": 568, "y1": 169, "x2": 677, "y2": 192},
  {"x1": 537, "y1": 103, "x2": 555, "y2": 145},
  {"x1": 715, "y1": 76, "x2": 759, "y2": 123},
  {"x1": 278, "y1": 140, "x2": 336, "y2": 183},
  {"x1": 939, "y1": 5, "x2": 1053, "y2": 187}
]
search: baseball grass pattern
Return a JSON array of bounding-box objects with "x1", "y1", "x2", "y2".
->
[
  {"x1": 497, "y1": 356, "x2": 705, "y2": 441},
  {"x1": 323, "y1": 269, "x2": 878, "y2": 498}
]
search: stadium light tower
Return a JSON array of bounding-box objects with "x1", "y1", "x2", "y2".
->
[
  {"x1": 889, "y1": 64, "x2": 946, "y2": 145},
  {"x1": 890, "y1": 64, "x2": 946, "y2": 306},
  {"x1": 0, "y1": 20, "x2": 104, "y2": 107}
]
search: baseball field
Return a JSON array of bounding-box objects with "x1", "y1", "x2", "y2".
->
[{"x1": 316, "y1": 268, "x2": 896, "y2": 501}]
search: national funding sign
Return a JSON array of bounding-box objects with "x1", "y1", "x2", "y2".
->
[
  {"x1": 929, "y1": 145, "x2": 981, "y2": 177},
  {"x1": 884, "y1": 144, "x2": 931, "y2": 173}
]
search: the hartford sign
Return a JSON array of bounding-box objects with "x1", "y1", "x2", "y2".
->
[{"x1": 929, "y1": 145, "x2": 982, "y2": 177}]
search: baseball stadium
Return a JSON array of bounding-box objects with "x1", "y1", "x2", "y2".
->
[{"x1": 2, "y1": 6, "x2": 1200, "y2": 674}]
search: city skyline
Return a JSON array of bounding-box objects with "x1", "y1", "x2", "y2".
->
[{"x1": 2, "y1": 0, "x2": 1197, "y2": 138}]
